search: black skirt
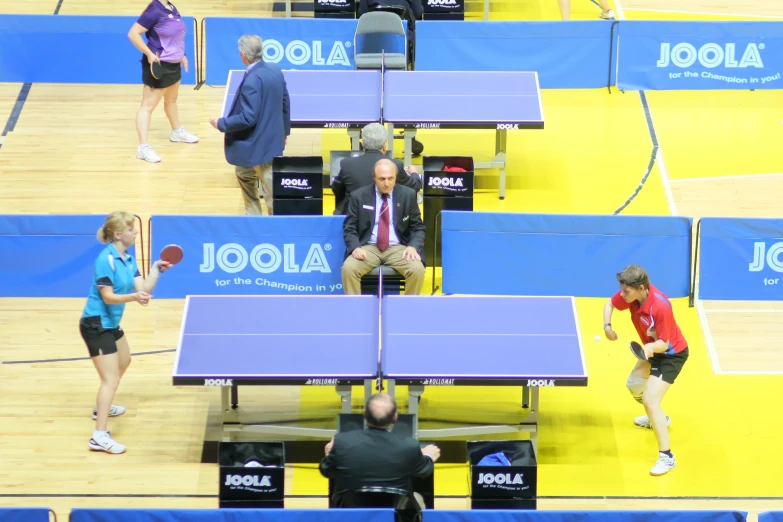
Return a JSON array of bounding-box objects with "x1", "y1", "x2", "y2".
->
[{"x1": 141, "y1": 54, "x2": 182, "y2": 89}]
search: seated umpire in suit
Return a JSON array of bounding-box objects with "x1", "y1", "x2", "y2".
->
[
  {"x1": 332, "y1": 122, "x2": 421, "y2": 215},
  {"x1": 320, "y1": 393, "x2": 440, "y2": 509},
  {"x1": 341, "y1": 158, "x2": 425, "y2": 295},
  {"x1": 209, "y1": 34, "x2": 291, "y2": 216}
]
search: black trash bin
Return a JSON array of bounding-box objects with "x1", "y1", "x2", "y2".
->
[
  {"x1": 422, "y1": 156, "x2": 474, "y2": 267},
  {"x1": 467, "y1": 440, "x2": 537, "y2": 510},
  {"x1": 272, "y1": 156, "x2": 324, "y2": 216},
  {"x1": 218, "y1": 441, "x2": 286, "y2": 508}
]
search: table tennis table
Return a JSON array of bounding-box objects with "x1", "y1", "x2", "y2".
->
[
  {"x1": 173, "y1": 295, "x2": 586, "y2": 454},
  {"x1": 221, "y1": 69, "x2": 545, "y2": 199}
]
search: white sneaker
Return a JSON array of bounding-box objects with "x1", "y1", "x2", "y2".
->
[
  {"x1": 600, "y1": 9, "x2": 615, "y2": 19},
  {"x1": 169, "y1": 127, "x2": 199, "y2": 143},
  {"x1": 650, "y1": 453, "x2": 676, "y2": 476},
  {"x1": 136, "y1": 144, "x2": 161, "y2": 163},
  {"x1": 88, "y1": 431, "x2": 126, "y2": 454},
  {"x1": 634, "y1": 414, "x2": 671, "y2": 429},
  {"x1": 92, "y1": 404, "x2": 126, "y2": 420}
]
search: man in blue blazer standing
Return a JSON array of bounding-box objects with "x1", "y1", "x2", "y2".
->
[{"x1": 210, "y1": 34, "x2": 291, "y2": 215}]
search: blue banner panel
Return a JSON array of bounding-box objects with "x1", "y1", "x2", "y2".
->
[
  {"x1": 618, "y1": 21, "x2": 783, "y2": 90},
  {"x1": 150, "y1": 215, "x2": 346, "y2": 298},
  {"x1": 760, "y1": 513, "x2": 783, "y2": 522},
  {"x1": 698, "y1": 218, "x2": 783, "y2": 300},
  {"x1": 423, "y1": 511, "x2": 747, "y2": 522},
  {"x1": 415, "y1": 21, "x2": 615, "y2": 88},
  {"x1": 70, "y1": 508, "x2": 393, "y2": 522},
  {"x1": 441, "y1": 212, "x2": 692, "y2": 297},
  {"x1": 0, "y1": 214, "x2": 119, "y2": 298},
  {"x1": 0, "y1": 15, "x2": 196, "y2": 84},
  {"x1": 0, "y1": 508, "x2": 51, "y2": 522},
  {"x1": 205, "y1": 18, "x2": 358, "y2": 83}
]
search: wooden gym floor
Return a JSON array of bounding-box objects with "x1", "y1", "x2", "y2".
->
[{"x1": 1, "y1": 0, "x2": 783, "y2": 519}]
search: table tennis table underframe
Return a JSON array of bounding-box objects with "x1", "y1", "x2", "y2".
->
[{"x1": 217, "y1": 380, "x2": 542, "y2": 454}]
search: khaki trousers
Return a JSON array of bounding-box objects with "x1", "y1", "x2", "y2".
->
[
  {"x1": 341, "y1": 244, "x2": 425, "y2": 295},
  {"x1": 235, "y1": 162, "x2": 273, "y2": 215}
]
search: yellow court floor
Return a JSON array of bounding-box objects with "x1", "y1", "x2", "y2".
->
[{"x1": 1, "y1": 0, "x2": 783, "y2": 517}]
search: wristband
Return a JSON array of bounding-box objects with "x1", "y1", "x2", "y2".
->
[
  {"x1": 149, "y1": 261, "x2": 162, "y2": 279},
  {"x1": 603, "y1": 323, "x2": 611, "y2": 328}
]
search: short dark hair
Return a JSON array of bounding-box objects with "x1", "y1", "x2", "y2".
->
[
  {"x1": 363, "y1": 394, "x2": 397, "y2": 427},
  {"x1": 616, "y1": 265, "x2": 650, "y2": 289}
]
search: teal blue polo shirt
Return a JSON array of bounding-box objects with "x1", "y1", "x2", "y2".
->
[{"x1": 81, "y1": 244, "x2": 140, "y2": 329}]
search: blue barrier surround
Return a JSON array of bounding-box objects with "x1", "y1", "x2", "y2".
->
[
  {"x1": 0, "y1": 214, "x2": 123, "y2": 298},
  {"x1": 759, "y1": 513, "x2": 783, "y2": 522},
  {"x1": 423, "y1": 511, "x2": 748, "y2": 522},
  {"x1": 69, "y1": 509, "x2": 393, "y2": 522},
  {"x1": 617, "y1": 21, "x2": 783, "y2": 91},
  {"x1": 149, "y1": 215, "x2": 347, "y2": 298},
  {"x1": 203, "y1": 18, "x2": 359, "y2": 83},
  {"x1": 697, "y1": 217, "x2": 783, "y2": 300},
  {"x1": 0, "y1": 507, "x2": 52, "y2": 522},
  {"x1": 415, "y1": 21, "x2": 615, "y2": 88},
  {"x1": 0, "y1": 15, "x2": 196, "y2": 84},
  {"x1": 441, "y1": 212, "x2": 693, "y2": 298}
]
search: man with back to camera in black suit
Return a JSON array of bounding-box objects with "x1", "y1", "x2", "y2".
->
[
  {"x1": 320, "y1": 393, "x2": 441, "y2": 510},
  {"x1": 332, "y1": 122, "x2": 421, "y2": 215},
  {"x1": 341, "y1": 158, "x2": 426, "y2": 295}
]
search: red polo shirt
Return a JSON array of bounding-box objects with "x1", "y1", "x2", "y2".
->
[{"x1": 611, "y1": 284, "x2": 688, "y2": 355}]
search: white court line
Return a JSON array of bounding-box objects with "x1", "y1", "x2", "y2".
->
[
  {"x1": 615, "y1": 1, "x2": 728, "y2": 377},
  {"x1": 624, "y1": 7, "x2": 783, "y2": 19},
  {"x1": 172, "y1": 295, "x2": 191, "y2": 376},
  {"x1": 702, "y1": 309, "x2": 783, "y2": 314},
  {"x1": 669, "y1": 172, "x2": 783, "y2": 184},
  {"x1": 184, "y1": 333, "x2": 372, "y2": 336},
  {"x1": 695, "y1": 297, "x2": 724, "y2": 374},
  {"x1": 613, "y1": 0, "x2": 626, "y2": 21},
  {"x1": 388, "y1": 333, "x2": 576, "y2": 337}
]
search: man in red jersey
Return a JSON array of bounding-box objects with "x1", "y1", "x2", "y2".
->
[{"x1": 602, "y1": 265, "x2": 689, "y2": 476}]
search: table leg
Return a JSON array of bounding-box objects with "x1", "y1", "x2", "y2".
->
[
  {"x1": 522, "y1": 386, "x2": 530, "y2": 408},
  {"x1": 221, "y1": 387, "x2": 238, "y2": 425},
  {"x1": 364, "y1": 379, "x2": 373, "y2": 405},
  {"x1": 348, "y1": 129, "x2": 361, "y2": 150},
  {"x1": 336, "y1": 384, "x2": 352, "y2": 414},
  {"x1": 403, "y1": 129, "x2": 416, "y2": 167},
  {"x1": 408, "y1": 384, "x2": 424, "y2": 438},
  {"x1": 387, "y1": 379, "x2": 396, "y2": 400},
  {"x1": 231, "y1": 384, "x2": 238, "y2": 410},
  {"x1": 387, "y1": 124, "x2": 395, "y2": 157},
  {"x1": 496, "y1": 129, "x2": 508, "y2": 200}
]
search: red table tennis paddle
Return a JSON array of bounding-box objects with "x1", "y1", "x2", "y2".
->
[
  {"x1": 629, "y1": 341, "x2": 648, "y2": 361},
  {"x1": 160, "y1": 244, "x2": 184, "y2": 265}
]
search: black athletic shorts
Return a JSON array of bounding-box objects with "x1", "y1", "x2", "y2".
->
[
  {"x1": 649, "y1": 347, "x2": 689, "y2": 384},
  {"x1": 80, "y1": 316, "x2": 125, "y2": 357},
  {"x1": 141, "y1": 55, "x2": 182, "y2": 90}
]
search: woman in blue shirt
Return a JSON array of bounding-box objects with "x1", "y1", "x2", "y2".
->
[{"x1": 80, "y1": 211, "x2": 172, "y2": 454}]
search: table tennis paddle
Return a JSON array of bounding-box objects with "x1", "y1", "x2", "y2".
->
[
  {"x1": 629, "y1": 341, "x2": 648, "y2": 361},
  {"x1": 160, "y1": 244, "x2": 184, "y2": 265},
  {"x1": 150, "y1": 55, "x2": 164, "y2": 80}
]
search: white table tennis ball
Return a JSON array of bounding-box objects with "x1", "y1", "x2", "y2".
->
[{"x1": 594, "y1": 335, "x2": 601, "y2": 342}]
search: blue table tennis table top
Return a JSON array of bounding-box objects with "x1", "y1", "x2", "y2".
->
[
  {"x1": 173, "y1": 295, "x2": 586, "y2": 387},
  {"x1": 221, "y1": 70, "x2": 544, "y2": 130}
]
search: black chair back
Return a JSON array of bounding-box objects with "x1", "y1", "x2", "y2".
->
[{"x1": 336, "y1": 486, "x2": 422, "y2": 522}]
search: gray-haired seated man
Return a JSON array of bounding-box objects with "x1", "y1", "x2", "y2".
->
[{"x1": 332, "y1": 122, "x2": 421, "y2": 215}]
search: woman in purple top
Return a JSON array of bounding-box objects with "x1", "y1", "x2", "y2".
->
[{"x1": 128, "y1": 0, "x2": 199, "y2": 163}]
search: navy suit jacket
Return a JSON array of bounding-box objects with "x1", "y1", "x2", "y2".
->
[{"x1": 218, "y1": 61, "x2": 291, "y2": 168}]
